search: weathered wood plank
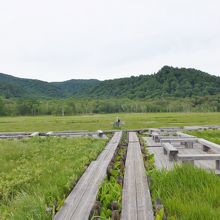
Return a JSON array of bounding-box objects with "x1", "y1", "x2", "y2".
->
[
  {"x1": 144, "y1": 137, "x2": 162, "y2": 147},
  {"x1": 148, "y1": 147, "x2": 174, "y2": 170},
  {"x1": 177, "y1": 154, "x2": 220, "y2": 160},
  {"x1": 176, "y1": 132, "x2": 195, "y2": 138},
  {"x1": 198, "y1": 138, "x2": 220, "y2": 153},
  {"x1": 160, "y1": 138, "x2": 197, "y2": 143},
  {"x1": 69, "y1": 161, "x2": 109, "y2": 219},
  {"x1": 121, "y1": 132, "x2": 154, "y2": 220},
  {"x1": 54, "y1": 131, "x2": 122, "y2": 220},
  {"x1": 129, "y1": 132, "x2": 139, "y2": 142},
  {"x1": 96, "y1": 131, "x2": 122, "y2": 161}
]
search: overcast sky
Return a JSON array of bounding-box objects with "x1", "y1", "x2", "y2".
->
[{"x1": 0, "y1": 0, "x2": 220, "y2": 82}]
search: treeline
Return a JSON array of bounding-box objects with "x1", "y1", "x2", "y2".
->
[{"x1": 0, "y1": 95, "x2": 219, "y2": 116}]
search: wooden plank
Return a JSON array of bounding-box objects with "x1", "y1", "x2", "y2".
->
[
  {"x1": 144, "y1": 137, "x2": 162, "y2": 147},
  {"x1": 176, "y1": 132, "x2": 195, "y2": 138},
  {"x1": 160, "y1": 138, "x2": 197, "y2": 143},
  {"x1": 148, "y1": 147, "x2": 174, "y2": 170},
  {"x1": 129, "y1": 131, "x2": 139, "y2": 142},
  {"x1": 54, "y1": 131, "x2": 122, "y2": 220},
  {"x1": 121, "y1": 132, "x2": 154, "y2": 220},
  {"x1": 177, "y1": 154, "x2": 220, "y2": 160},
  {"x1": 161, "y1": 138, "x2": 197, "y2": 148},
  {"x1": 96, "y1": 131, "x2": 122, "y2": 161},
  {"x1": 69, "y1": 161, "x2": 109, "y2": 219},
  {"x1": 198, "y1": 138, "x2": 220, "y2": 153}
]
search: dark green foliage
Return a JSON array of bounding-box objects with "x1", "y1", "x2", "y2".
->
[
  {"x1": 0, "y1": 66, "x2": 220, "y2": 99},
  {"x1": 88, "y1": 66, "x2": 220, "y2": 98},
  {"x1": 52, "y1": 79, "x2": 100, "y2": 97},
  {"x1": 0, "y1": 66, "x2": 219, "y2": 115},
  {"x1": 0, "y1": 73, "x2": 63, "y2": 98},
  {"x1": 0, "y1": 94, "x2": 220, "y2": 116}
]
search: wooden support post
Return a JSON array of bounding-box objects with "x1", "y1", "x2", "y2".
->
[
  {"x1": 185, "y1": 142, "x2": 193, "y2": 149},
  {"x1": 169, "y1": 152, "x2": 177, "y2": 161},
  {"x1": 155, "y1": 136, "x2": 159, "y2": 143},
  {"x1": 163, "y1": 148, "x2": 167, "y2": 155},
  {"x1": 216, "y1": 160, "x2": 220, "y2": 170}
]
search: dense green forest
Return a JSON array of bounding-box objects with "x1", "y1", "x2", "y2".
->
[
  {"x1": 1, "y1": 66, "x2": 220, "y2": 99},
  {"x1": 0, "y1": 66, "x2": 219, "y2": 115},
  {"x1": 0, "y1": 95, "x2": 219, "y2": 116}
]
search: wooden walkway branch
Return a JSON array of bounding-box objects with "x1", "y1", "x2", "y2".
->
[
  {"x1": 54, "y1": 131, "x2": 122, "y2": 220},
  {"x1": 121, "y1": 132, "x2": 154, "y2": 220}
]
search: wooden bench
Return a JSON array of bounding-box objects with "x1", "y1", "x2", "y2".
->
[
  {"x1": 54, "y1": 131, "x2": 122, "y2": 220},
  {"x1": 151, "y1": 132, "x2": 160, "y2": 142},
  {"x1": 177, "y1": 154, "x2": 220, "y2": 170},
  {"x1": 160, "y1": 138, "x2": 197, "y2": 148},
  {"x1": 121, "y1": 132, "x2": 154, "y2": 220},
  {"x1": 198, "y1": 138, "x2": 220, "y2": 153},
  {"x1": 162, "y1": 142, "x2": 178, "y2": 161}
]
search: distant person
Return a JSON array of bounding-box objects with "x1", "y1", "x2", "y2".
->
[{"x1": 116, "y1": 117, "x2": 120, "y2": 127}]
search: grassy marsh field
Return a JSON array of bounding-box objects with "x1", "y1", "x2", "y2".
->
[
  {"x1": 0, "y1": 137, "x2": 107, "y2": 219},
  {"x1": 1, "y1": 113, "x2": 220, "y2": 219},
  {"x1": 188, "y1": 129, "x2": 220, "y2": 144},
  {"x1": 150, "y1": 165, "x2": 220, "y2": 220},
  {"x1": 0, "y1": 112, "x2": 219, "y2": 132}
]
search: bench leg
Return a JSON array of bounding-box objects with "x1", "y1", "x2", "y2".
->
[
  {"x1": 169, "y1": 152, "x2": 177, "y2": 161},
  {"x1": 155, "y1": 137, "x2": 159, "y2": 143},
  {"x1": 163, "y1": 148, "x2": 167, "y2": 155},
  {"x1": 203, "y1": 145, "x2": 210, "y2": 152},
  {"x1": 185, "y1": 142, "x2": 193, "y2": 148},
  {"x1": 182, "y1": 160, "x2": 194, "y2": 166},
  {"x1": 216, "y1": 160, "x2": 220, "y2": 170}
]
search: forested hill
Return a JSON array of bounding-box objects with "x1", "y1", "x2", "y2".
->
[
  {"x1": 88, "y1": 66, "x2": 220, "y2": 99},
  {"x1": 0, "y1": 73, "x2": 63, "y2": 98},
  {"x1": 0, "y1": 66, "x2": 220, "y2": 99}
]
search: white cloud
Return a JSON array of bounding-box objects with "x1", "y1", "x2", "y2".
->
[{"x1": 0, "y1": 0, "x2": 219, "y2": 81}]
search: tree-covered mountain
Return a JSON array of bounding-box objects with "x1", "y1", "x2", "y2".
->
[
  {"x1": 51, "y1": 79, "x2": 100, "y2": 97},
  {"x1": 87, "y1": 66, "x2": 220, "y2": 98},
  {"x1": 0, "y1": 66, "x2": 220, "y2": 99},
  {"x1": 0, "y1": 73, "x2": 63, "y2": 98}
]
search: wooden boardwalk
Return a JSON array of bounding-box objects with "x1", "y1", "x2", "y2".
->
[
  {"x1": 121, "y1": 132, "x2": 154, "y2": 220},
  {"x1": 54, "y1": 131, "x2": 122, "y2": 220},
  {"x1": 148, "y1": 147, "x2": 174, "y2": 170},
  {"x1": 148, "y1": 143, "x2": 220, "y2": 174}
]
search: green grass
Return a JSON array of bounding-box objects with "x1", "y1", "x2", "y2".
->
[
  {"x1": 0, "y1": 112, "x2": 219, "y2": 132},
  {"x1": 150, "y1": 165, "x2": 220, "y2": 220},
  {"x1": 188, "y1": 129, "x2": 220, "y2": 145},
  {"x1": 0, "y1": 137, "x2": 107, "y2": 220}
]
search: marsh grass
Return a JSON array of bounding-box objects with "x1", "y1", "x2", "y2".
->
[
  {"x1": 150, "y1": 165, "x2": 220, "y2": 220},
  {"x1": 188, "y1": 129, "x2": 220, "y2": 145},
  {"x1": 0, "y1": 137, "x2": 106, "y2": 219},
  {"x1": 0, "y1": 112, "x2": 219, "y2": 132}
]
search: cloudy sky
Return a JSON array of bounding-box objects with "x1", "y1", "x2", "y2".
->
[{"x1": 0, "y1": 0, "x2": 219, "y2": 81}]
